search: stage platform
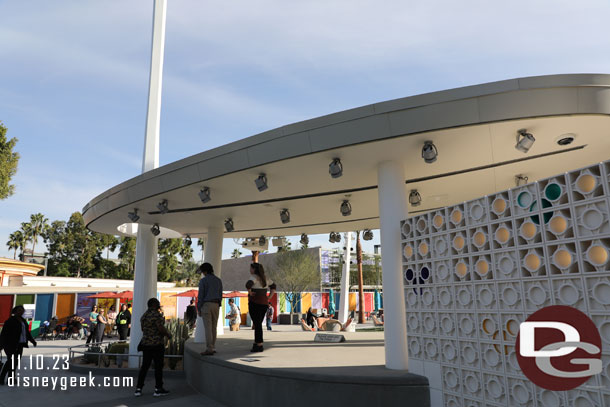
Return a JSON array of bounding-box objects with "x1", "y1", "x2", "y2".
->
[{"x1": 184, "y1": 327, "x2": 430, "y2": 407}]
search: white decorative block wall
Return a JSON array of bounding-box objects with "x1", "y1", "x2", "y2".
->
[{"x1": 401, "y1": 161, "x2": 610, "y2": 407}]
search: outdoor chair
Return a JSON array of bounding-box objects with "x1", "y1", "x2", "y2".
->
[{"x1": 372, "y1": 315, "x2": 384, "y2": 326}]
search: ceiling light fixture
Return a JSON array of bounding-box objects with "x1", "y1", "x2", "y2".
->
[
  {"x1": 157, "y1": 199, "x2": 169, "y2": 214},
  {"x1": 280, "y1": 208, "x2": 290, "y2": 224},
  {"x1": 127, "y1": 209, "x2": 140, "y2": 223},
  {"x1": 515, "y1": 130, "x2": 535, "y2": 153},
  {"x1": 329, "y1": 158, "x2": 343, "y2": 178},
  {"x1": 363, "y1": 229, "x2": 374, "y2": 241},
  {"x1": 224, "y1": 218, "x2": 234, "y2": 232},
  {"x1": 150, "y1": 224, "x2": 161, "y2": 236},
  {"x1": 409, "y1": 190, "x2": 422, "y2": 207},
  {"x1": 184, "y1": 235, "x2": 192, "y2": 246},
  {"x1": 329, "y1": 232, "x2": 341, "y2": 243},
  {"x1": 340, "y1": 200, "x2": 352, "y2": 216},
  {"x1": 259, "y1": 235, "x2": 267, "y2": 246},
  {"x1": 198, "y1": 187, "x2": 211, "y2": 204},
  {"x1": 255, "y1": 174, "x2": 268, "y2": 192},
  {"x1": 422, "y1": 141, "x2": 438, "y2": 164},
  {"x1": 300, "y1": 233, "x2": 309, "y2": 246},
  {"x1": 557, "y1": 133, "x2": 575, "y2": 146}
]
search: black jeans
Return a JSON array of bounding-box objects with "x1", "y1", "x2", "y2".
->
[
  {"x1": 136, "y1": 345, "x2": 164, "y2": 389},
  {"x1": 86, "y1": 324, "x2": 97, "y2": 344},
  {"x1": 118, "y1": 325, "x2": 129, "y2": 340},
  {"x1": 249, "y1": 303, "x2": 268, "y2": 344},
  {"x1": 0, "y1": 344, "x2": 24, "y2": 384},
  {"x1": 95, "y1": 323, "x2": 105, "y2": 343}
]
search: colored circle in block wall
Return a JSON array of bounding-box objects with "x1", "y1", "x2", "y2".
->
[
  {"x1": 418, "y1": 241, "x2": 429, "y2": 256},
  {"x1": 482, "y1": 318, "x2": 496, "y2": 334},
  {"x1": 450, "y1": 209, "x2": 463, "y2": 225},
  {"x1": 576, "y1": 173, "x2": 597, "y2": 194},
  {"x1": 553, "y1": 249, "x2": 573, "y2": 269},
  {"x1": 405, "y1": 268, "x2": 414, "y2": 281},
  {"x1": 455, "y1": 262, "x2": 468, "y2": 278},
  {"x1": 558, "y1": 282, "x2": 580, "y2": 305},
  {"x1": 544, "y1": 183, "x2": 562, "y2": 201},
  {"x1": 420, "y1": 266, "x2": 430, "y2": 280},
  {"x1": 453, "y1": 235, "x2": 465, "y2": 251},
  {"x1": 506, "y1": 318, "x2": 519, "y2": 336},
  {"x1": 529, "y1": 199, "x2": 553, "y2": 224},
  {"x1": 473, "y1": 230, "x2": 486, "y2": 248},
  {"x1": 517, "y1": 191, "x2": 533, "y2": 208},
  {"x1": 470, "y1": 203, "x2": 484, "y2": 221},
  {"x1": 582, "y1": 208, "x2": 604, "y2": 230},
  {"x1": 492, "y1": 197, "x2": 507, "y2": 215},
  {"x1": 416, "y1": 218, "x2": 427, "y2": 233},
  {"x1": 402, "y1": 222, "x2": 411, "y2": 236},
  {"x1": 495, "y1": 226, "x2": 511, "y2": 244},
  {"x1": 549, "y1": 215, "x2": 568, "y2": 235},
  {"x1": 433, "y1": 214, "x2": 444, "y2": 229},
  {"x1": 475, "y1": 259, "x2": 490, "y2": 277},
  {"x1": 404, "y1": 244, "x2": 413, "y2": 258},
  {"x1": 587, "y1": 245, "x2": 609, "y2": 266},
  {"x1": 519, "y1": 221, "x2": 537, "y2": 240},
  {"x1": 524, "y1": 253, "x2": 541, "y2": 272},
  {"x1": 592, "y1": 281, "x2": 610, "y2": 305}
]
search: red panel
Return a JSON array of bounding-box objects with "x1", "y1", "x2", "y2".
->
[
  {"x1": 322, "y1": 293, "x2": 329, "y2": 309},
  {"x1": 269, "y1": 293, "x2": 278, "y2": 323},
  {"x1": 0, "y1": 295, "x2": 14, "y2": 326}
]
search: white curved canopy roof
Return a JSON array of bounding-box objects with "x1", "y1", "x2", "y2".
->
[{"x1": 83, "y1": 74, "x2": 610, "y2": 238}]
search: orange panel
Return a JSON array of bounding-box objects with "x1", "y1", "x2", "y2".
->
[
  {"x1": 56, "y1": 294, "x2": 75, "y2": 324},
  {"x1": 159, "y1": 292, "x2": 177, "y2": 319}
]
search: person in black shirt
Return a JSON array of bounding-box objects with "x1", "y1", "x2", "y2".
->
[
  {"x1": 116, "y1": 304, "x2": 131, "y2": 341},
  {"x1": 185, "y1": 299, "x2": 197, "y2": 329},
  {"x1": 0, "y1": 306, "x2": 37, "y2": 385}
]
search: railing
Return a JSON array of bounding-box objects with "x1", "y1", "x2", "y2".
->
[{"x1": 68, "y1": 341, "x2": 183, "y2": 369}]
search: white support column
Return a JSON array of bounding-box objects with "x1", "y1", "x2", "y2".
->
[
  {"x1": 128, "y1": 0, "x2": 167, "y2": 368},
  {"x1": 195, "y1": 226, "x2": 224, "y2": 343},
  {"x1": 128, "y1": 228, "x2": 158, "y2": 367},
  {"x1": 338, "y1": 232, "x2": 352, "y2": 323},
  {"x1": 377, "y1": 160, "x2": 409, "y2": 370},
  {"x1": 141, "y1": 0, "x2": 167, "y2": 173}
]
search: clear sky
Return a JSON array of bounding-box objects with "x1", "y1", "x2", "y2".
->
[{"x1": 1, "y1": 1, "x2": 609, "y2": 260}]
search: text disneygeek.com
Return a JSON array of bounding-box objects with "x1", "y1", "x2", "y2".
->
[{"x1": 7, "y1": 372, "x2": 133, "y2": 390}]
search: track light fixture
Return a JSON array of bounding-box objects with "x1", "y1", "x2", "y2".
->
[
  {"x1": 300, "y1": 233, "x2": 309, "y2": 246},
  {"x1": 255, "y1": 174, "x2": 268, "y2": 192},
  {"x1": 363, "y1": 229, "x2": 374, "y2": 241},
  {"x1": 329, "y1": 232, "x2": 341, "y2": 243},
  {"x1": 185, "y1": 235, "x2": 192, "y2": 246},
  {"x1": 127, "y1": 209, "x2": 140, "y2": 223},
  {"x1": 515, "y1": 130, "x2": 535, "y2": 153},
  {"x1": 157, "y1": 199, "x2": 169, "y2": 214},
  {"x1": 280, "y1": 208, "x2": 290, "y2": 224},
  {"x1": 329, "y1": 158, "x2": 343, "y2": 178},
  {"x1": 224, "y1": 218, "x2": 234, "y2": 232},
  {"x1": 340, "y1": 200, "x2": 352, "y2": 217},
  {"x1": 422, "y1": 141, "x2": 438, "y2": 164},
  {"x1": 198, "y1": 187, "x2": 211, "y2": 204},
  {"x1": 259, "y1": 235, "x2": 267, "y2": 246},
  {"x1": 515, "y1": 174, "x2": 529, "y2": 187},
  {"x1": 409, "y1": 189, "x2": 422, "y2": 207},
  {"x1": 150, "y1": 224, "x2": 160, "y2": 236}
]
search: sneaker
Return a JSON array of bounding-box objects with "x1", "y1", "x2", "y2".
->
[
  {"x1": 154, "y1": 388, "x2": 170, "y2": 397},
  {"x1": 134, "y1": 388, "x2": 142, "y2": 397},
  {"x1": 250, "y1": 344, "x2": 264, "y2": 352}
]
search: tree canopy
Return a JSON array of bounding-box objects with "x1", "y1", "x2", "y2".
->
[{"x1": 0, "y1": 121, "x2": 19, "y2": 200}]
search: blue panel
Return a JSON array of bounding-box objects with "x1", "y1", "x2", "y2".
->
[
  {"x1": 35, "y1": 294, "x2": 54, "y2": 322},
  {"x1": 336, "y1": 293, "x2": 341, "y2": 309},
  {"x1": 224, "y1": 299, "x2": 230, "y2": 327},
  {"x1": 294, "y1": 294, "x2": 301, "y2": 313}
]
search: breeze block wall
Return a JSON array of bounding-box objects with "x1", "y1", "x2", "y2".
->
[{"x1": 401, "y1": 161, "x2": 610, "y2": 407}]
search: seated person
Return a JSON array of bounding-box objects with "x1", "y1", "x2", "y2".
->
[{"x1": 305, "y1": 307, "x2": 318, "y2": 330}]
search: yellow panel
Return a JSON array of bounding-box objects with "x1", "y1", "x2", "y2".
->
[
  {"x1": 302, "y1": 293, "x2": 312, "y2": 312},
  {"x1": 239, "y1": 297, "x2": 249, "y2": 325},
  {"x1": 349, "y1": 293, "x2": 357, "y2": 311},
  {"x1": 160, "y1": 292, "x2": 177, "y2": 319}
]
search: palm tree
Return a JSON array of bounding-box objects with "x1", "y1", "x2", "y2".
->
[
  {"x1": 231, "y1": 248, "x2": 242, "y2": 259},
  {"x1": 197, "y1": 238, "x2": 205, "y2": 262},
  {"x1": 19, "y1": 222, "x2": 33, "y2": 256},
  {"x1": 28, "y1": 213, "x2": 49, "y2": 255},
  {"x1": 6, "y1": 232, "x2": 21, "y2": 259}
]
